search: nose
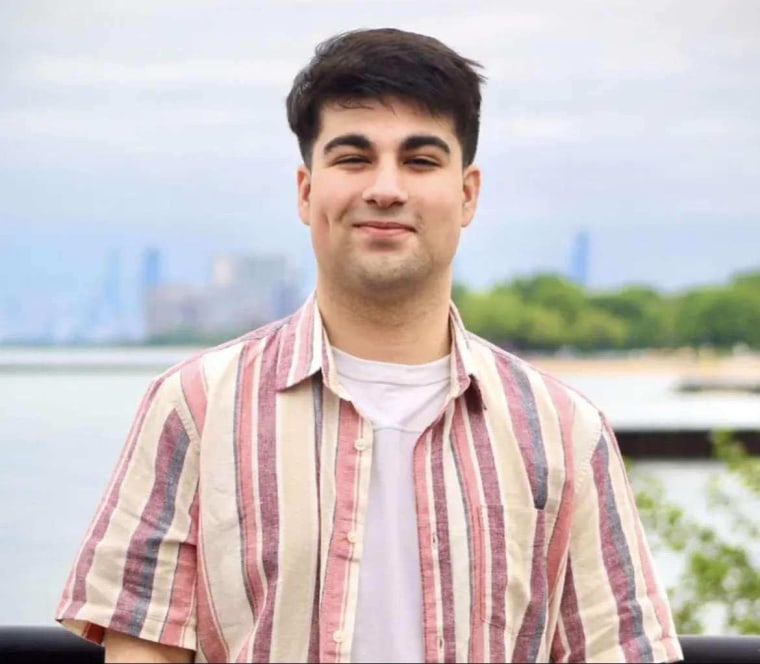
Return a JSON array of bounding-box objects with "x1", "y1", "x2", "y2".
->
[{"x1": 362, "y1": 162, "x2": 409, "y2": 208}]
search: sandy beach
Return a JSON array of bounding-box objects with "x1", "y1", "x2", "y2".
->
[{"x1": 526, "y1": 349, "x2": 760, "y2": 379}]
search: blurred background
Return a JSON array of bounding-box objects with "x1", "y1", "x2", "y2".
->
[{"x1": 1, "y1": 0, "x2": 758, "y2": 637}]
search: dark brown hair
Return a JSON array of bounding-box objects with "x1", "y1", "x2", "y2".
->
[{"x1": 286, "y1": 28, "x2": 485, "y2": 167}]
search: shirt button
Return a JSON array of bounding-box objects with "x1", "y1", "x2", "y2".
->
[
  {"x1": 333, "y1": 629, "x2": 345, "y2": 643},
  {"x1": 346, "y1": 530, "x2": 358, "y2": 544},
  {"x1": 354, "y1": 437, "x2": 369, "y2": 451}
]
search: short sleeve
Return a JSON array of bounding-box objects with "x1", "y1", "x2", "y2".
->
[
  {"x1": 551, "y1": 414, "x2": 683, "y2": 663},
  {"x1": 55, "y1": 370, "x2": 199, "y2": 652}
]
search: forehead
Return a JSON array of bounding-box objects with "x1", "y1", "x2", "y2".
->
[{"x1": 316, "y1": 97, "x2": 457, "y2": 146}]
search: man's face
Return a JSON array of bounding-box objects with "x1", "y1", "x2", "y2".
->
[{"x1": 297, "y1": 97, "x2": 480, "y2": 298}]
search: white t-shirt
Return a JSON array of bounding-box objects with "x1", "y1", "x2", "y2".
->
[{"x1": 333, "y1": 347, "x2": 451, "y2": 664}]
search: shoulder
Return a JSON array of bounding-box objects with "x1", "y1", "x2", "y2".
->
[
  {"x1": 137, "y1": 314, "x2": 293, "y2": 429},
  {"x1": 466, "y1": 331, "x2": 605, "y2": 448},
  {"x1": 168, "y1": 315, "x2": 290, "y2": 380}
]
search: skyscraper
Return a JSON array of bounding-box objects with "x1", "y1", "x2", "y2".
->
[
  {"x1": 141, "y1": 248, "x2": 164, "y2": 340},
  {"x1": 569, "y1": 229, "x2": 590, "y2": 287},
  {"x1": 142, "y1": 248, "x2": 162, "y2": 292}
]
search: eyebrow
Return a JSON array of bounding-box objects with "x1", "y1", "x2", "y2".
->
[
  {"x1": 322, "y1": 133, "x2": 451, "y2": 156},
  {"x1": 400, "y1": 134, "x2": 451, "y2": 155},
  {"x1": 322, "y1": 133, "x2": 371, "y2": 155}
]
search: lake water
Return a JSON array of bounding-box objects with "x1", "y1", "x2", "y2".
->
[{"x1": 1, "y1": 348, "x2": 758, "y2": 630}]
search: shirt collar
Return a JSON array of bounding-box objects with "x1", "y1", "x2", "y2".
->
[{"x1": 276, "y1": 292, "x2": 482, "y2": 404}]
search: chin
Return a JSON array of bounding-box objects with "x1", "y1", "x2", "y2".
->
[
  {"x1": 355, "y1": 266, "x2": 430, "y2": 294},
  {"x1": 330, "y1": 251, "x2": 433, "y2": 294}
]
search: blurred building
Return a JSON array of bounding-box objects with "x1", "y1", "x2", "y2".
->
[
  {"x1": 145, "y1": 284, "x2": 204, "y2": 339},
  {"x1": 569, "y1": 229, "x2": 590, "y2": 287},
  {"x1": 68, "y1": 249, "x2": 127, "y2": 343},
  {"x1": 203, "y1": 254, "x2": 297, "y2": 333},
  {"x1": 144, "y1": 252, "x2": 300, "y2": 341},
  {"x1": 142, "y1": 248, "x2": 162, "y2": 292}
]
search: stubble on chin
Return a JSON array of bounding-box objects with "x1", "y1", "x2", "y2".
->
[{"x1": 348, "y1": 251, "x2": 433, "y2": 296}]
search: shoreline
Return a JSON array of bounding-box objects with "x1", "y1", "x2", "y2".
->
[
  {"x1": 526, "y1": 350, "x2": 760, "y2": 378},
  {"x1": 1, "y1": 346, "x2": 759, "y2": 379}
]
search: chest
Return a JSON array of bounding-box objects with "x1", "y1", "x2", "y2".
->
[
  {"x1": 196, "y1": 375, "x2": 566, "y2": 582},
  {"x1": 194, "y1": 379, "x2": 568, "y2": 661}
]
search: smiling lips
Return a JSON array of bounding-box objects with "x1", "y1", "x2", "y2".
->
[{"x1": 353, "y1": 221, "x2": 415, "y2": 238}]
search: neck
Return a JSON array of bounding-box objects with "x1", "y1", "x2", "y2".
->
[{"x1": 316, "y1": 277, "x2": 452, "y2": 365}]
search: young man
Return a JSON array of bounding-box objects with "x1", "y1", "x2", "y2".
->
[{"x1": 56, "y1": 29, "x2": 683, "y2": 663}]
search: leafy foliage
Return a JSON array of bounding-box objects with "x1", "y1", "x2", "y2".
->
[
  {"x1": 632, "y1": 431, "x2": 760, "y2": 634},
  {"x1": 453, "y1": 268, "x2": 760, "y2": 351}
]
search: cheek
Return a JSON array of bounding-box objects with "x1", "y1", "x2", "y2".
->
[
  {"x1": 424, "y1": 189, "x2": 465, "y2": 239},
  {"x1": 424, "y1": 174, "x2": 463, "y2": 211},
  {"x1": 307, "y1": 180, "x2": 351, "y2": 254},
  {"x1": 309, "y1": 175, "x2": 353, "y2": 223}
]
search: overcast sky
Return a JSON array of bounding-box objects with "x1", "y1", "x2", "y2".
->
[{"x1": 2, "y1": 0, "x2": 759, "y2": 301}]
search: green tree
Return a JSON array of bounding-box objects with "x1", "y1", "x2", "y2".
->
[
  {"x1": 455, "y1": 287, "x2": 524, "y2": 347},
  {"x1": 590, "y1": 286, "x2": 671, "y2": 348},
  {"x1": 454, "y1": 267, "x2": 760, "y2": 351},
  {"x1": 674, "y1": 288, "x2": 760, "y2": 349},
  {"x1": 570, "y1": 307, "x2": 627, "y2": 351},
  {"x1": 632, "y1": 431, "x2": 760, "y2": 634},
  {"x1": 514, "y1": 304, "x2": 566, "y2": 351},
  {"x1": 510, "y1": 274, "x2": 588, "y2": 325},
  {"x1": 731, "y1": 269, "x2": 760, "y2": 295},
  {"x1": 451, "y1": 282, "x2": 470, "y2": 306}
]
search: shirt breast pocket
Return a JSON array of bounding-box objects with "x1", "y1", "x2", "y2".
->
[{"x1": 475, "y1": 503, "x2": 548, "y2": 638}]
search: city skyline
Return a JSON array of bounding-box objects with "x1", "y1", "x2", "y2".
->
[
  {"x1": 2, "y1": 225, "x2": 758, "y2": 344},
  {"x1": 0, "y1": 246, "x2": 307, "y2": 344}
]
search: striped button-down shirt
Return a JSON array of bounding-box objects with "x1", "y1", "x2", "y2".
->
[{"x1": 56, "y1": 294, "x2": 683, "y2": 663}]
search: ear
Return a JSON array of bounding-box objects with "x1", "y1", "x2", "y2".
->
[
  {"x1": 297, "y1": 164, "x2": 311, "y2": 226},
  {"x1": 461, "y1": 164, "x2": 481, "y2": 229}
]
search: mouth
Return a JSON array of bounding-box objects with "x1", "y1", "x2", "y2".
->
[{"x1": 352, "y1": 221, "x2": 416, "y2": 238}]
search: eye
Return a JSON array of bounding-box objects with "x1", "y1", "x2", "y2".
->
[
  {"x1": 335, "y1": 155, "x2": 369, "y2": 165},
  {"x1": 407, "y1": 157, "x2": 439, "y2": 167}
]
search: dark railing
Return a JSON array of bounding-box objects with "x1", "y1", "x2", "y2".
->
[{"x1": 1, "y1": 626, "x2": 760, "y2": 662}]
